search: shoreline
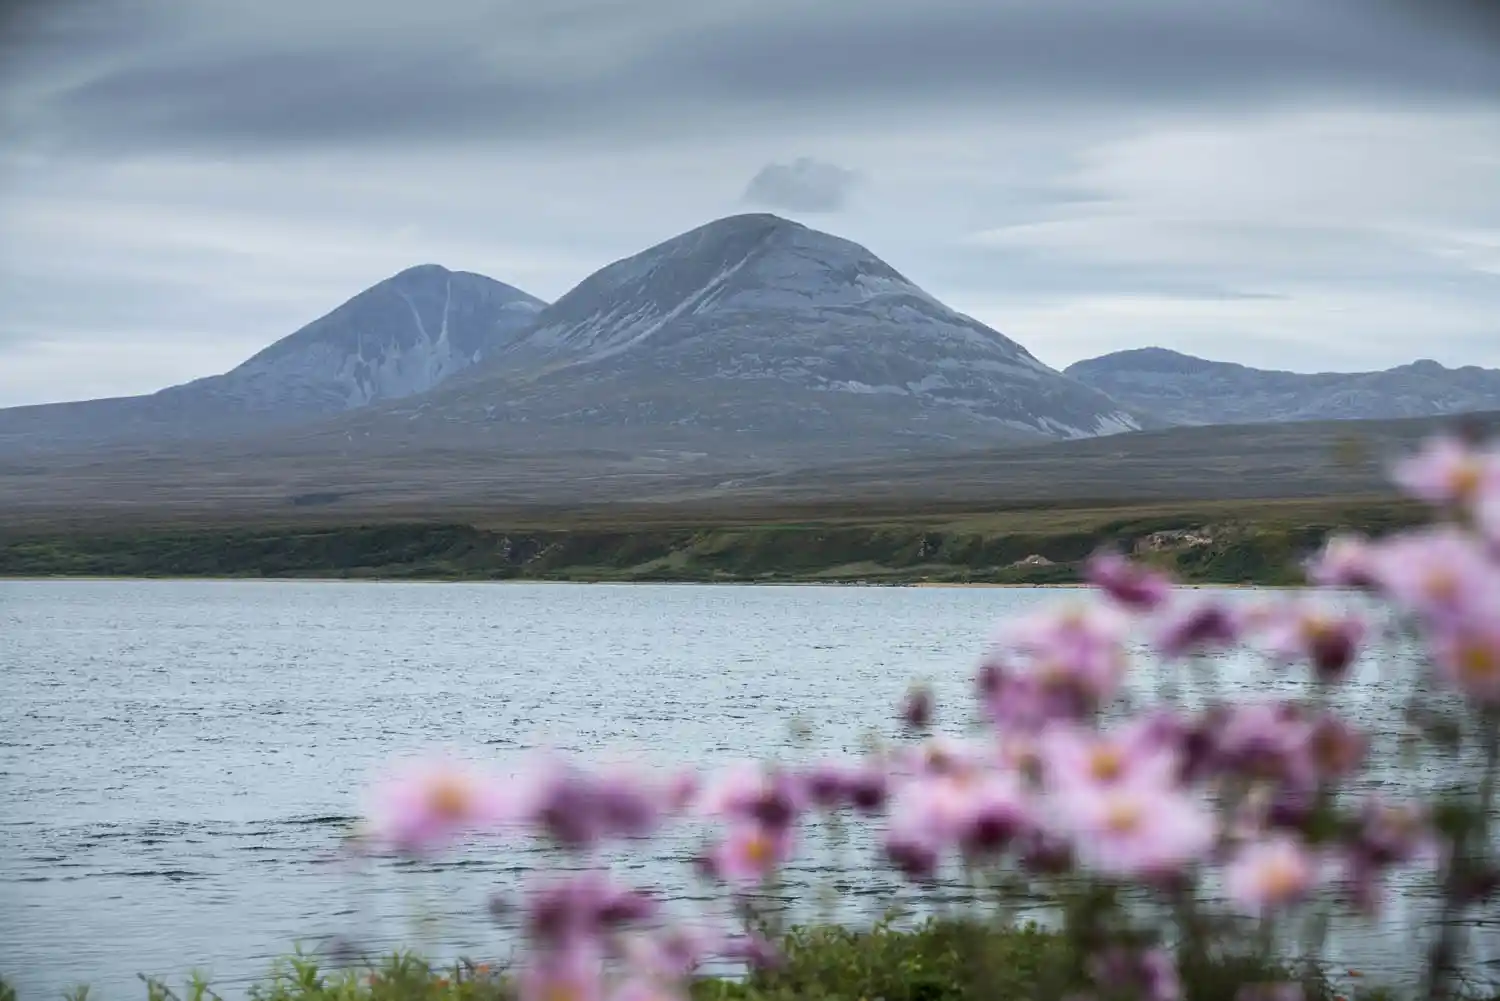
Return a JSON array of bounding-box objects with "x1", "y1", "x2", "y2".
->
[
  {"x1": 0, "y1": 574, "x2": 1297, "y2": 589},
  {"x1": 1, "y1": 497, "x2": 1418, "y2": 588}
]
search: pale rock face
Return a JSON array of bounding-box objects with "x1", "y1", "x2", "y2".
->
[
  {"x1": 411, "y1": 214, "x2": 1138, "y2": 445},
  {"x1": 1066, "y1": 347, "x2": 1500, "y2": 426},
  {"x1": 0, "y1": 265, "x2": 545, "y2": 452}
]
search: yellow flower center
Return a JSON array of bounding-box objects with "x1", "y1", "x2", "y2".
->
[
  {"x1": 1103, "y1": 798, "x2": 1142, "y2": 834},
  {"x1": 743, "y1": 832, "x2": 774, "y2": 866},
  {"x1": 1457, "y1": 641, "x2": 1500, "y2": 683},
  {"x1": 1089, "y1": 746, "x2": 1124, "y2": 782},
  {"x1": 1450, "y1": 461, "x2": 1483, "y2": 501},
  {"x1": 1425, "y1": 569, "x2": 1458, "y2": 602},
  {"x1": 1260, "y1": 856, "x2": 1305, "y2": 900},
  {"x1": 426, "y1": 776, "x2": 472, "y2": 819},
  {"x1": 544, "y1": 982, "x2": 581, "y2": 1001}
]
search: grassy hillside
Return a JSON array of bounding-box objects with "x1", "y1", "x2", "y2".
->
[{"x1": 0, "y1": 496, "x2": 1427, "y2": 585}]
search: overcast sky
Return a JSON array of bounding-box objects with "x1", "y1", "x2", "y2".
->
[{"x1": 2, "y1": 0, "x2": 1499, "y2": 407}]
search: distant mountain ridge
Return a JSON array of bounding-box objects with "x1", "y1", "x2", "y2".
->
[
  {"x1": 0, "y1": 265, "x2": 545, "y2": 452},
  {"x1": 1065, "y1": 347, "x2": 1500, "y2": 426},
  {"x1": 378, "y1": 213, "x2": 1140, "y2": 449}
]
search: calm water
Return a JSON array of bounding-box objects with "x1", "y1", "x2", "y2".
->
[{"x1": 1, "y1": 580, "x2": 1494, "y2": 999}]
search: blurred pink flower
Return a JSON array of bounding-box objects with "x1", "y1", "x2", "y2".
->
[
  {"x1": 1367, "y1": 526, "x2": 1498, "y2": 625},
  {"x1": 608, "y1": 980, "x2": 684, "y2": 1001},
  {"x1": 363, "y1": 756, "x2": 520, "y2": 853},
  {"x1": 990, "y1": 602, "x2": 1131, "y2": 709},
  {"x1": 1305, "y1": 714, "x2": 1369, "y2": 782},
  {"x1": 623, "y1": 926, "x2": 709, "y2": 981},
  {"x1": 1477, "y1": 491, "x2": 1500, "y2": 546},
  {"x1": 1236, "y1": 985, "x2": 1303, "y2": 1001},
  {"x1": 1351, "y1": 797, "x2": 1437, "y2": 868},
  {"x1": 1210, "y1": 701, "x2": 1315, "y2": 788},
  {"x1": 697, "y1": 763, "x2": 805, "y2": 830},
  {"x1": 1428, "y1": 618, "x2": 1500, "y2": 707},
  {"x1": 1040, "y1": 722, "x2": 1180, "y2": 794},
  {"x1": 956, "y1": 772, "x2": 1034, "y2": 857},
  {"x1": 529, "y1": 760, "x2": 669, "y2": 849},
  {"x1": 1086, "y1": 550, "x2": 1174, "y2": 611},
  {"x1": 1224, "y1": 836, "x2": 1318, "y2": 915},
  {"x1": 1392, "y1": 434, "x2": 1500, "y2": 507},
  {"x1": 706, "y1": 821, "x2": 793, "y2": 885},
  {"x1": 520, "y1": 941, "x2": 604, "y2": 1001},
  {"x1": 1153, "y1": 595, "x2": 1242, "y2": 658},
  {"x1": 1053, "y1": 782, "x2": 1214, "y2": 878},
  {"x1": 523, "y1": 872, "x2": 658, "y2": 948},
  {"x1": 1258, "y1": 600, "x2": 1366, "y2": 683},
  {"x1": 1305, "y1": 533, "x2": 1379, "y2": 589}
]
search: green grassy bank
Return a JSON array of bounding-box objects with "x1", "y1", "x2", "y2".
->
[
  {"x1": 2, "y1": 920, "x2": 1455, "y2": 1001},
  {"x1": 0, "y1": 497, "x2": 1426, "y2": 586}
]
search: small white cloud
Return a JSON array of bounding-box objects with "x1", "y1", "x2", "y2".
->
[{"x1": 742, "y1": 157, "x2": 861, "y2": 213}]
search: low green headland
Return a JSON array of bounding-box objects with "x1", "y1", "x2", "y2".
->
[{"x1": 0, "y1": 496, "x2": 1426, "y2": 585}]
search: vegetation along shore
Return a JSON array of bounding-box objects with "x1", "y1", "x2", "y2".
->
[{"x1": 0, "y1": 496, "x2": 1425, "y2": 586}]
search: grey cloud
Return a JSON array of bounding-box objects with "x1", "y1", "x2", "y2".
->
[
  {"x1": 742, "y1": 158, "x2": 860, "y2": 213},
  {"x1": 11, "y1": 0, "x2": 1500, "y2": 154}
]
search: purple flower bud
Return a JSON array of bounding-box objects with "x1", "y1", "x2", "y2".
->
[
  {"x1": 885, "y1": 833, "x2": 939, "y2": 882},
  {"x1": 1087, "y1": 550, "x2": 1173, "y2": 611},
  {"x1": 901, "y1": 685, "x2": 934, "y2": 729}
]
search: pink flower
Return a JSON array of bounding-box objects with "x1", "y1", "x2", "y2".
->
[
  {"x1": 956, "y1": 772, "x2": 1034, "y2": 857},
  {"x1": 1257, "y1": 600, "x2": 1366, "y2": 683},
  {"x1": 1052, "y1": 783, "x2": 1215, "y2": 879},
  {"x1": 623, "y1": 927, "x2": 710, "y2": 980},
  {"x1": 1090, "y1": 947, "x2": 1181, "y2": 1001},
  {"x1": 523, "y1": 873, "x2": 657, "y2": 947},
  {"x1": 1210, "y1": 701, "x2": 1315, "y2": 788},
  {"x1": 1153, "y1": 596, "x2": 1241, "y2": 658},
  {"x1": 1304, "y1": 714, "x2": 1369, "y2": 782},
  {"x1": 1305, "y1": 533, "x2": 1379, "y2": 589},
  {"x1": 1351, "y1": 797, "x2": 1437, "y2": 868},
  {"x1": 978, "y1": 660, "x2": 1089, "y2": 731},
  {"x1": 1040, "y1": 722, "x2": 1180, "y2": 794},
  {"x1": 1392, "y1": 434, "x2": 1500, "y2": 507},
  {"x1": 529, "y1": 761, "x2": 669, "y2": 849},
  {"x1": 1236, "y1": 985, "x2": 1303, "y2": 1001},
  {"x1": 988, "y1": 602, "x2": 1131, "y2": 711},
  {"x1": 697, "y1": 763, "x2": 805, "y2": 830},
  {"x1": 520, "y1": 942, "x2": 604, "y2": 1001},
  {"x1": 800, "y1": 759, "x2": 888, "y2": 813},
  {"x1": 362, "y1": 756, "x2": 519, "y2": 853},
  {"x1": 706, "y1": 821, "x2": 793, "y2": 885},
  {"x1": 608, "y1": 980, "x2": 685, "y2": 1001},
  {"x1": 1086, "y1": 550, "x2": 1173, "y2": 611},
  {"x1": 1477, "y1": 491, "x2": 1500, "y2": 546},
  {"x1": 1367, "y1": 526, "x2": 1498, "y2": 625},
  {"x1": 1224, "y1": 836, "x2": 1317, "y2": 915},
  {"x1": 1428, "y1": 617, "x2": 1500, "y2": 707}
]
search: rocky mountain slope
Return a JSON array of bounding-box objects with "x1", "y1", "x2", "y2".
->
[
  {"x1": 0, "y1": 265, "x2": 545, "y2": 453},
  {"x1": 1065, "y1": 347, "x2": 1500, "y2": 426},
  {"x1": 361, "y1": 214, "x2": 1139, "y2": 451}
]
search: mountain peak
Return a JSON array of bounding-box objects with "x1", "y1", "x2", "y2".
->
[
  {"x1": 387, "y1": 263, "x2": 452, "y2": 282},
  {"x1": 439, "y1": 214, "x2": 1140, "y2": 442}
]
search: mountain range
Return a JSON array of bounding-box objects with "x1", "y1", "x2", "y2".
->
[
  {"x1": 1065, "y1": 347, "x2": 1500, "y2": 426},
  {"x1": 1, "y1": 214, "x2": 1497, "y2": 469},
  {"x1": 0, "y1": 214, "x2": 1138, "y2": 459}
]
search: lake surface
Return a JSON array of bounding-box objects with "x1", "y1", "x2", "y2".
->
[{"x1": 2, "y1": 580, "x2": 1495, "y2": 999}]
